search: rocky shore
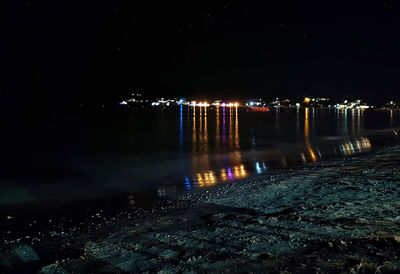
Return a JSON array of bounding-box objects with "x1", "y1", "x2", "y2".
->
[{"x1": 2, "y1": 146, "x2": 400, "y2": 273}]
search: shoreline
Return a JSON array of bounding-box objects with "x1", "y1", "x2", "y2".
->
[{"x1": 2, "y1": 145, "x2": 400, "y2": 273}]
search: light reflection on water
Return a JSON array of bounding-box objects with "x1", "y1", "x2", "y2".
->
[
  {"x1": 2, "y1": 107, "x2": 397, "y2": 205},
  {"x1": 187, "y1": 106, "x2": 247, "y2": 188},
  {"x1": 157, "y1": 106, "x2": 387, "y2": 196},
  {"x1": 304, "y1": 108, "x2": 317, "y2": 162},
  {"x1": 337, "y1": 137, "x2": 371, "y2": 156}
]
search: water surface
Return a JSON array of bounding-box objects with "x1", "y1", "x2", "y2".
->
[{"x1": 2, "y1": 107, "x2": 399, "y2": 205}]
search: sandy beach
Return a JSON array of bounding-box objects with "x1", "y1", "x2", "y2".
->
[{"x1": 2, "y1": 145, "x2": 400, "y2": 273}]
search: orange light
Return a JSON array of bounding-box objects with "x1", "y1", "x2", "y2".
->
[
  {"x1": 304, "y1": 108, "x2": 317, "y2": 162},
  {"x1": 221, "y1": 169, "x2": 227, "y2": 181},
  {"x1": 196, "y1": 173, "x2": 204, "y2": 187},
  {"x1": 304, "y1": 97, "x2": 311, "y2": 103},
  {"x1": 240, "y1": 164, "x2": 246, "y2": 177}
]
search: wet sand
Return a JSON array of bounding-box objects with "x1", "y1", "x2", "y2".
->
[{"x1": 2, "y1": 145, "x2": 400, "y2": 273}]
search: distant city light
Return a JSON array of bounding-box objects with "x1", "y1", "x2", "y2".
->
[
  {"x1": 116, "y1": 94, "x2": 379, "y2": 111},
  {"x1": 196, "y1": 102, "x2": 209, "y2": 107}
]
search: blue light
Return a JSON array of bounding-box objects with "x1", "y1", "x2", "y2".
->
[{"x1": 184, "y1": 177, "x2": 192, "y2": 190}]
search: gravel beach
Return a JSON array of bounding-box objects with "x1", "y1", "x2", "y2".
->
[{"x1": 2, "y1": 145, "x2": 400, "y2": 273}]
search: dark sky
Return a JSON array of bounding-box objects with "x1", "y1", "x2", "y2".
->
[{"x1": 3, "y1": 0, "x2": 400, "y2": 114}]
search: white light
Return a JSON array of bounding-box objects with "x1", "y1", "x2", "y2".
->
[{"x1": 255, "y1": 162, "x2": 262, "y2": 174}]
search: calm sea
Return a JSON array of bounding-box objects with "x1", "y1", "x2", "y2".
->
[{"x1": 1, "y1": 107, "x2": 399, "y2": 205}]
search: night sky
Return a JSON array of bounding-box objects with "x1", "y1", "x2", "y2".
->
[{"x1": 3, "y1": 0, "x2": 400, "y2": 116}]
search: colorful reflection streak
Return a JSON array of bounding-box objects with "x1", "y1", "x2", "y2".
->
[
  {"x1": 192, "y1": 106, "x2": 196, "y2": 146},
  {"x1": 338, "y1": 137, "x2": 371, "y2": 156},
  {"x1": 188, "y1": 106, "x2": 248, "y2": 188},
  {"x1": 179, "y1": 105, "x2": 183, "y2": 151},
  {"x1": 222, "y1": 106, "x2": 226, "y2": 147},
  {"x1": 191, "y1": 105, "x2": 210, "y2": 172},
  {"x1": 304, "y1": 108, "x2": 318, "y2": 162},
  {"x1": 228, "y1": 106, "x2": 243, "y2": 170},
  {"x1": 216, "y1": 106, "x2": 220, "y2": 145},
  {"x1": 229, "y1": 106, "x2": 233, "y2": 147},
  {"x1": 235, "y1": 107, "x2": 239, "y2": 149},
  {"x1": 337, "y1": 107, "x2": 364, "y2": 135},
  {"x1": 194, "y1": 171, "x2": 216, "y2": 187},
  {"x1": 220, "y1": 164, "x2": 247, "y2": 182}
]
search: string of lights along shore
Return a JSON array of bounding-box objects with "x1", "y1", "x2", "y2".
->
[{"x1": 117, "y1": 94, "x2": 399, "y2": 110}]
